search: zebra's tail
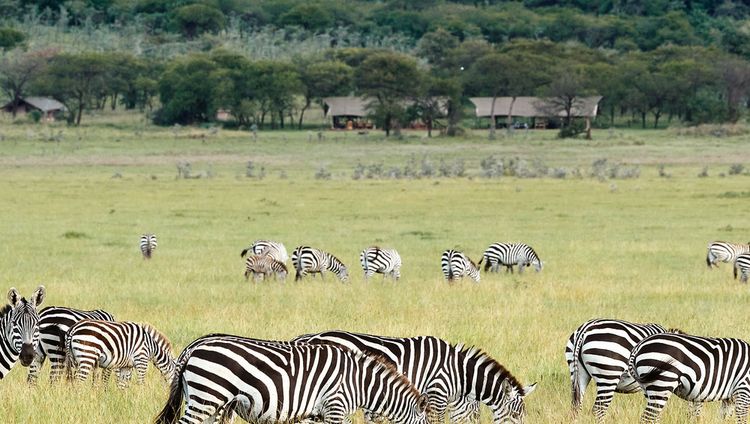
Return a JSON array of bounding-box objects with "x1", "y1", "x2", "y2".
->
[
  {"x1": 240, "y1": 248, "x2": 250, "y2": 258},
  {"x1": 154, "y1": 363, "x2": 185, "y2": 424},
  {"x1": 477, "y1": 255, "x2": 483, "y2": 265},
  {"x1": 570, "y1": 324, "x2": 588, "y2": 414},
  {"x1": 62, "y1": 329, "x2": 75, "y2": 383},
  {"x1": 294, "y1": 259, "x2": 303, "y2": 282},
  {"x1": 735, "y1": 263, "x2": 739, "y2": 280}
]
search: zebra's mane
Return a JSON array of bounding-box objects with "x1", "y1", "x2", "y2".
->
[
  {"x1": 0, "y1": 304, "x2": 10, "y2": 318},
  {"x1": 355, "y1": 351, "x2": 424, "y2": 403},
  {"x1": 457, "y1": 344, "x2": 524, "y2": 393},
  {"x1": 666, "y1": 327, "x2": 685, "y2": 334},
  {"x1": 143, "y1": 323, "x2": 173, "y2": 351},
  {"x1": 328, "y1": 253, "x2": 345, "y2": 267}
]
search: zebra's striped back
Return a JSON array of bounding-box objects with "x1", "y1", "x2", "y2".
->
[
  {"x1": 241, "y1": 239, "x2": 289, "y2": 263},
  {"x1": 564, "y1": 318, "x2": 668, "y2": 422},
  {"x1": 292, "y1": 246, "x2": 349, "y2": 282},
  {"x1": 0, "y1": 286, "x2": 46, "y2": 379},
  {"x1": 441, "y1": 250, "x2": 480, "y2": 283},
  {"x1": 243, "y1": 254, "x2": 288, "y2": 281},
  {"x1": 66, "y1": 320, "x2": 175, "y2": 386},
  {"x1": 155, "y1": 335, "x2": 430, "y2": 424},
  {"x1": 735, "y1": 253, "x2": 750, "y2": 283},
  {"x1": 629, "y1": 332, "x2": 750, "y2": 422},
  {"x1": 707, "y1": 241, "x2": 750, "y2": 268},
  {"x1": 479, "y1": 243, "x2": 542, "y2": 274},
  {"x1": 140, "y1": 234, "x2": 157, "y2": 259},
  {"x1": 360, "y1": 246, "x2": 402, "y2": 281},
  {"x1": 27, "y1": 306, "x2": 116, "y2": 384}
]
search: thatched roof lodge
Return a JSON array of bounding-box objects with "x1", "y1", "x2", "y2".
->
[{"x1": 2, "y1": 96, "x2": 66, "y2": 121}]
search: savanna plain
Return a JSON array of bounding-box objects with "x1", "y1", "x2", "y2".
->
[{"x1": 0, "y1": 113, "x2": 749, "y2": 423}]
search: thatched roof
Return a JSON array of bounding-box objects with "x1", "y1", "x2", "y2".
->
[
  {"x1": 469, "y1": 96, "x2": 601, "y2": 118},
  {"x1": 323, "y1": 97, "x2": 369, "y2": 117},
  {"x1": 2, "y1": 96, "x2": 66, "y2": 112}
]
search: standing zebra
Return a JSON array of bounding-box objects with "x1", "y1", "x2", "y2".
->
[
  {"x1": 0, "y1": 285, "x2": 46, "y2": 379},
  {"x1": 292, "y1": 246, "x2": 349, "y2": 282},
  {"x1": 564, "y1": 318, "x2": 671, "y2": 423},
  {"x1": 478, "y1": 243, "x2": 542, "y2": 274},
  {"x1": 243, "y1": 254, "x2": 288, "y2": 281},
  {"x1": 629, "y1": 332, "x2": 750, "y2": 423},
  {"x1": 241, "y1": 239, "x2": 289, "y2": 263},
  {"x1": 707, "y1": 241, "x2": 750, "y2": 268},
  {"x1": 65, "y1": 319, "x2": 175, "y2": 388},
  {"x1": 441, "y1": 250, "x2": 480, "y2": 283},
  {"x1": 360, "y1": 246, "x2": 402, "y2": 281},
  {"x1": 27, "y1": 306, "x2": 116, "y2": 384},
  {"x1": 140, "y1": 234, "x2": 158, "y2": 259},
  {"x1": 736, "y1": 253, "x2": 750, "y2": 283},
  {"x1": 293, "y1": 330, "x2": 536, "y2": 424},
  {"x1": 154, "y1": 335, "x2": 431, "y2": 424}
]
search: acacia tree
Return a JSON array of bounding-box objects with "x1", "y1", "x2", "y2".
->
[
  {"x1": 296, "y1": 58, "x2": 354, "y2": 129},
  {"x1": 0, "y1": 49, "x2": 51, "y2": 117},
  {"x1": 355, "y1": 51, "x2": 421, "y2": 137},
  {"x1": 157, "y1": 54, "x2": 219, "y2": 124}
]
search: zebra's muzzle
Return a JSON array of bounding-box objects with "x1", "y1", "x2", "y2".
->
[{"x1": 19, "y1": 343, "x2": 35, "y2": 366}]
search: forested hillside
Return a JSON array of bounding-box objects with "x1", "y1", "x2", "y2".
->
[{"x1": 1, "y1": 0, "x2": 749, "y2": 133}]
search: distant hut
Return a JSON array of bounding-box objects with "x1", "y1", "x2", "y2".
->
[
  {"x1": 1, "y1": 97, "x2": 66, "y2": 121},
  {"x1": 469, "y1": 96, "x2": 602, "y2": 133},
  {"x1": 323, "y1": 97, "x2": 373, "y2": 130}
]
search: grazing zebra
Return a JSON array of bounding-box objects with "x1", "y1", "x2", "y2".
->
[
  {"x1": 241, "y1": 239, "x2": 289, "y2": 263},
  {"x1": 243, "y1": 254, "x2": 288, "y2": 281},
  {"x1": 441, "y1": 250, "x2": 480, "y2": 283},
  {"x1": 292, "y1": 246, "x2": 349, "y2": 282},
  {"x1": 564, "y1": 318, "x2": 672, "y2": 422},
  {"x1": 707, "y1": 241, "x2": 750, "y2": 268},
  {"x1": 0, "y1": 286, "x2": 46, "y2": 379},
  {"x1": 65, "y1": 319, "x2": 175, "y2": 388},
  {"x1": 360, "y1": 246, "x2": 402, "y2": 281},
  {"x1": 154, "y1": 335, "x2": 431, "y2": 424},
  {"x1": 736, "y1": 253, "x2": 750, "y2": 283},
  {"x1": 293, "y1": 330, "x2": 536, "y2": 424},
  {"x1": 140, "y1": 234, "x2": 158, "y2": 259},
  {"x1": 629, "y1": 332, "x2": 750, "y2": 423},
  {"x1": 478, "y1": 243, "x2": 542, "y2": 274},
  {"x1": 27, "y1": 306, "x2": 116, "y2": 384}
]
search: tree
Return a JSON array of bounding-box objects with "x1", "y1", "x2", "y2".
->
[
  {"x1": 717, "y1": 56, "x2": 750, "y2": 122},
  {"x1": 0, "y1": 49, "x2": 51, "y2": 118},
  {"x1": 157, "y1": 54, "x2": 219, "y2": 125},
  {"x1": 355, "y1": 51, "x2": 421, "y2": 137},
  {"x1": 412, "y1": 73, "x2": 459, "y2": 138},
  {"x1": 171, "y1": 4, "x2": 226, "y2": 39},
  {"x1": 0, "y1": 27, "x2": 26, "y2": 51},
  {"x1": 34, "y1": 52, "x2": 109, "y2": 125},
  {"x1": 540, "y1": 68, "x2": 594, "y2": 137},
  {"x1": 296, "y1": 58, "x2": 353, "y2": 129}
]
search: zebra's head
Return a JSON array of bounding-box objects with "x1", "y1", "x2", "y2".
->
[
  {"x1": 337, "y1": 265, "x2": 349, "y2": 283},
  {"x1": 6, "y1": 285, "x2": 46, "y2": 367},
  {"x1": 144, "y1": 324, "x2": 176, "y2": 383},
  {"x1": 492, "y1": 380, "x2": 536, "y2": 424},
  {"x1": 531, "y1": 259, "x2": 543, "y2": 272}
]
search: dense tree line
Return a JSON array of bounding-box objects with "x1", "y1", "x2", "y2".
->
[{"x1": 0, "y1": 0, "x2": 749, "y2": 134}]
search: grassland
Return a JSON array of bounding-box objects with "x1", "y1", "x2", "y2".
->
[{"x1": 0, "y1": 112, "x2": 749, "y2": 423}]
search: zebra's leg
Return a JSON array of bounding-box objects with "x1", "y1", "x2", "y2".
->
[
  {"x1": 687, "y1": 401, "x2": 703, "y2": 419},
  {"x1": 321, "y1": 393, "x2": 349, "y2": 424},
  {"x1": 722, "y1": 397, "x2": 736, "y2": 419},
  {"x1": 592, "y1": 384, "x2": 617, "y2": 423},
  {"x1": 26, "y1": 350, "x2": 46, "y2": 385},
  {"x1": 181, "y1": 400, "x2": 222, "y2": 424},
  {"x1": 74, "y1": 357, "x2": 96, "y2": 384},
  {"x1": 134, "y1": 358, "x2": 149, "y2": 385},
  {"x1": 116, "y1": 368, "x2": 133, "y2": 389},
  {"x1": 640, "y1": 389, "x2": 673, "y2": 424},
  {"x1": 734, "y1": 390, "x2": 749, "y2": 424}
]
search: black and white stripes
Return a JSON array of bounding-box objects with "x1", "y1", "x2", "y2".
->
[
  {"x1": 155, "y1": 335, "x2": 431, "y2": 424},
  {"x1": 0, "y1": 286, "x2": 46, "y2": 379},
  {"x1": 243, "y1": 254, "x2": 288, "y2": 281},
  {"x1": 360, "y1": 246, "x2": 402, "y2": 281},
  {"x1": 479, "y1": 243, "x2": 542, "y2": 274},
  {"x1": 140, "y1": 234, "x2": 158, "y2": 259},
  {"x1": 292, "y1": 246, "x2": 349, "y2": 282},
  {"x1": 734, "y1": 253, "x2": 750, "y2": 283},
  {"x1": 241, "y1": 239, "x2": 289, "y2": 263},
  {"x1": 441, "y1": 250, "x2": 480, "y2": 283},
  {"x1": 707, "y1": 241, "x2": 750, "y2": 268}
]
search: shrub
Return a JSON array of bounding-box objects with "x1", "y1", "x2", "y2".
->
[
  {"x1": 315, "y1": 166, "x2": 331, "y2": 180},
  {"x1": 729, "y1": 164, "x2": 745, "y2": 175}
]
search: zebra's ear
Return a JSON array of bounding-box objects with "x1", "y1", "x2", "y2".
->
[
  {"x1": 417, "y1": 394, "x2": 429, "y2": 413},
  {"x1": 522, "y1": 383, "x2": 537, "y2": 397},
  {"x1": 501, "y1": 379, "x2": 512, "y2": 396},
  {"x1": 30, "y1": 285, "x2": 46, "y2": 307},
  {"x1": 7, "y1": 287, "x2": 20, "y2": 306}
]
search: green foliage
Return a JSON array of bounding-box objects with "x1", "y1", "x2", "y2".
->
[
  {"x1": 171, "y1": 4, "x2": 226, "y2": 39},
  {"x1": 156, "y1": 54, "x2": 220, "y2": 124},
  {"x1": 0, "y1": 27, "x2": 26, "y2": 51}
]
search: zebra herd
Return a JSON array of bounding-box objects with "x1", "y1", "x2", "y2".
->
[
  {"x1": 707, "y1": 241, "x2": 750, "y2": 283},
  {"x1": 237, "y1": 239, "x2": 543, "y2": 284}
]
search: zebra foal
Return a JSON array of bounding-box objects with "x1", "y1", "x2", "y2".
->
[
  {"x1": 0, "y1": 285, "x2": 46, "y2": 379},
  {"x1": 154, "y1": 335, "x2": 430, "y2": 424},
  {"x1": 441, "y1": 250, "x2": 480, "y2": 283},
  {"x1": 360, "y1": 246, "x2": 402, "y2": 281},
  {"x1": 629, "y1": 332, "x2": 750, "y2": 423},
  {"x1": 65, "y1": 319, "x2": 175, "y2": 388},
  {"x1": 140, "y1": 234, "x2": 158, "y2": 259},
  {"x1": 243, "y1": 254, "x2": 288, "y2": 281},
  {"x1": 292, "y1": 246, "x2": 349, "y2": 282}
]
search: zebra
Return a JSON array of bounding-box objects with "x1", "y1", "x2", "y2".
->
[
  {"x1": 707, "y1": 241, "x2": 750, "y2": 269},
  {"x1": 65, "y1": 319, "x2": 175, "y2": 388},
  {"x1": 629, "y1": 332, "x2": 750, "y2": 423},
  {"x1": 243, "y1": 254, "x2": 288, "y2": 281},
  {"x1": 478, "y1": 243, "x2": 542, "y2": 274},
  {"x1": 0, "y1": 285, "x2": 46, "y2": 379},
  {"x1": 736, "y1": 253, "x2": 750, "y2": 283},
  {"x1": 27, "y1": 306, "x2": 116, "y2": 384},
  {"x1": 293, "y1": 330, "x2": 536, "y2": 424},
  {"x1": 241, "y1": 239, "x2": 289, "y2": 263},
  {"x1": 140, "y1": 234, "x2": 158, "y2": 259},
  {"x1": 292, "y1": 246, "x2": 349, "y2": 282},
  {"x1": 360, "y1": 246, "x2": 402, "y2": 281},
  {"x1": 564, "y1": 318, "x2": 673, "y2": 423},
  {"x1": 153, "y1": 334, "x2": 431, "y2": 424},
  {"x1": 441, "y1": 250, "x2": 480, "y2": 283}
]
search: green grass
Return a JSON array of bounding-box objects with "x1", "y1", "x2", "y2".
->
[{"x1": 0, "y1": 113, "x2": 749, "y2": 423}]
